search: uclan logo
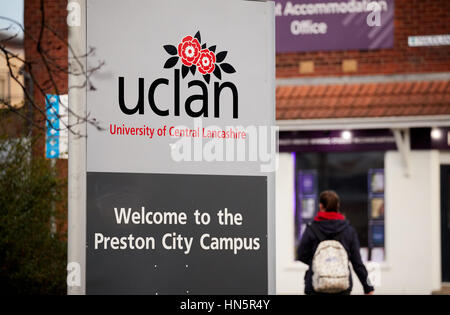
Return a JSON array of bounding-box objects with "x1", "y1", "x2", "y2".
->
[{"x1": 118, "y1": 31, "x2": 239, "y2": 119}]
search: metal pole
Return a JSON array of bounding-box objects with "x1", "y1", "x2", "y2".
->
[
  {"x1": 243, "y1": 0, "x2": 276, "y2": 295},
  {"x1": 67, "y1": 0, "x2": 86, "y2": 295},
  {"x1": 266, "y1": 1, "x2": 276, "y2": 295}
]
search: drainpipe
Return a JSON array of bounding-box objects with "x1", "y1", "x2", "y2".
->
[{"x1": 392, "y1": 128, "x2": 411, "y2": 177}]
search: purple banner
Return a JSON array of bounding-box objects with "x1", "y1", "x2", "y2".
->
[{"x1": 276, "y1": 0, "x2": 395, "y2": 53}]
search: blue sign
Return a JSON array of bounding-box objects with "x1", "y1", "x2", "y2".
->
[{"x1": 45, "y1": 94, "x2": 60, "y2": 159}]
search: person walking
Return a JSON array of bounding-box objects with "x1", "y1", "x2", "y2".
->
[{"x1": 297, "y1": 190, "x2": 374, "y2": 295}]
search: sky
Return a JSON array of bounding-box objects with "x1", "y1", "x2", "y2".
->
[{"x1": 0, "y1": 0, "x2": 24, "y2": 38}]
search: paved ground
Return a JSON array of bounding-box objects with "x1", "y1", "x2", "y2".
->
[{"x1": 432, "y1": 283, "x2": 450, "y2": 295}]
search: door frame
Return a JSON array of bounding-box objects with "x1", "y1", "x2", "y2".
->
[{"x1": 441, "y1": 165, "x2": 450, "y2": 282}]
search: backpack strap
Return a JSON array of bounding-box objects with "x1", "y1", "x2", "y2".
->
[{"x1": 308, "y1": 221, "x2": 326, "y2": 242}]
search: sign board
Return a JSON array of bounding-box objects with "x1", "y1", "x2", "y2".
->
[
  {"x1": 84, "y1": 0, "x2": 275, "y2": 294},
  {"x1": 45, "y1": 94, "x2": 68, "y2": 159},
  {"x1": 275, "y1": 0, "x2": 395, "y2": 53},
  {"x1": 408, "y1": 35, "x2": 450, "y2": 47}
]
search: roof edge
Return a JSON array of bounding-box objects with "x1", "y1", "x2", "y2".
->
[{"x1": 277, "y1": 115, "x2": 450, "y2": 131}]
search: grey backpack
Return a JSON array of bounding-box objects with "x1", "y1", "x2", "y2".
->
[{"x1": 309, "y1": 222, "x2": 350, "y2": 293}]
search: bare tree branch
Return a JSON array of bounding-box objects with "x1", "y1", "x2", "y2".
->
[{"x1": 0, "y1": 1, "x2": 106, "y2": 137}]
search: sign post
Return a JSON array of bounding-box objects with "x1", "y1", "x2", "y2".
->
[
  {"x1": 69, "y1": 0, "x2": 275, "y2": 295},
  {"x1": 68, "y1": 0, "x2": 87, "y2": 295}
]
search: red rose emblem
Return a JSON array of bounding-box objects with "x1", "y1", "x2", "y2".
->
[
  {"x1": 178, "y1": 36, "x2": 201, "y2": 67},
  {"x1": 197, "y1": 49, "x2": 216, "y2": 75}
]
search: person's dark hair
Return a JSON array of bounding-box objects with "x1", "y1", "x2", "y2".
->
[{"x1": 319, "y1": 190, "x2": 340, "y2": 212}]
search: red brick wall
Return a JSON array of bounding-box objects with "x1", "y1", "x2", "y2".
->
[
  {"x1": 24, "y1": 1, "x2": 449, "y2": 83},
  {"x1": 24, "y1": 0, "x2": 68, "y2": 126},
  {"x1": 24, "y1": 0, "x2": 68, "y2": 176},
  {"x1": 276, "y1": 0, "x2": 450, "y2": 78}
]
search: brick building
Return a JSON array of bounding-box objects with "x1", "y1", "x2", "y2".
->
[
  {"x1": 276, "y1": 0, "x2": 450, "y2": 122},
  {"x1": 21, "y1": 0, "x2": 450, "y2": 294},
  {"x1": 24, "y1": 0, "x2": 68, "y2": 170},
  {"x1": 276, "y1": 0, "x2": 450, "y2": 77},
  {"x1": 275, "y1": 0, "x2": 450, "y2": 295}
]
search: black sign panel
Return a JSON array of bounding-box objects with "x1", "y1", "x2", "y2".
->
[{"x1": 86, "y1": 172, "x2": 267, "y2": 294}]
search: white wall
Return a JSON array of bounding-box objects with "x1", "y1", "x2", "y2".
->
[
  {"x1": 275, "y1": 150, "x2": 442, "y2": 295},
  {"x1": 276, "y1": 153, "x2": 307, "y2": 294},
  {"x1": 382, "y1": 150, "x2": 441, "y2": 294}
]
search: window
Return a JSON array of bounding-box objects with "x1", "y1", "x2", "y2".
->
[{"x1": 295, "y1": 151, "x2": 386, "y2": 262}]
